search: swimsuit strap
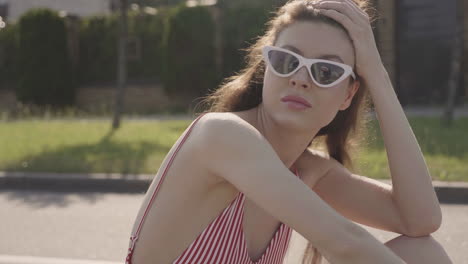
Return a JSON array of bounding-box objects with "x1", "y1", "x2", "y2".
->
[{"x1": 126, "y1": 113, "x2": 208, "y2": 264}]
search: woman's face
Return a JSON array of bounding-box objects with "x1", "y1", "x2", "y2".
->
[{"x1": 262, "y1": 21, "x2": 359, "y2": 130}]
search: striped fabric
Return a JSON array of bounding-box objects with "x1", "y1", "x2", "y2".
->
[{"x1": 126, "y1": 112, "x2": 300, "y2": 264}]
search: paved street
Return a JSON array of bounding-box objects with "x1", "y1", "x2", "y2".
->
[{"x1": 0, "y1": 189, "x2": 466, "y2": 264}]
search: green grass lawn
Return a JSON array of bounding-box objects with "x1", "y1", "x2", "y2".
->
[{"x1": 1, "y1": 117, "x2": 467, "y2": 181}]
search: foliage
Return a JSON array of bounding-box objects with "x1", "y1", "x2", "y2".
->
[
  {"x1": 16, "y1": 9, "x2": 75, "y2": 106},
  {"x1": 160, "y1": 4, "x2": 218, "y2": 100},
  {"x1": 127, "y1": 11, "x2": 166, "y2": 81},
  {"x1": 221, "y1": 5, "x2": 272, "y2": 77},
  {"x1": 78, "y1": 11, "x2": 166, "y2": 85},
  {"x1": 0, "y1": 24, "x2": 18, "y2": 90},
  {"x1": 78, "y1": 14, "x2": 119, "y2": 85}
]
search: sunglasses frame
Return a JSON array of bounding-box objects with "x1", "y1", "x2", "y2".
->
[{"x1": 262, "y1": 45, "x2": 356, "y2": 88}]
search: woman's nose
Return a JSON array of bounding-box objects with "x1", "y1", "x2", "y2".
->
[{"x1": 289, "y1": 66, "x2": 312, "y2": 89}]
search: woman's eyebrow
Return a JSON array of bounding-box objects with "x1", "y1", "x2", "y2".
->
[{"x1": 280, "y1": 44, "x2": 344, "y2": 63}]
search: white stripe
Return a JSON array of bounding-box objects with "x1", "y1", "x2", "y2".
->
[
  {"x1": 206, "y1": 196, "x2": 239, "y2": 264},
  {"x1": 0, "y1": 255, "x2": 120, "y2": 264},
  {"x1": 217, "y1": 194, "x2": 243, "y2": 264},
  {"x1": 180, "y1": 206, "x2": 228, "y2": 263}
]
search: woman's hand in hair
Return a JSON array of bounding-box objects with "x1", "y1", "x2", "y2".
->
[{"x1": 313, "y1": 0, "x2": 384, "y2": 82}]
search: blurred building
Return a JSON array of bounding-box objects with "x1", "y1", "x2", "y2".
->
[
  {"x1": 0, "y1": 0, "x2": 113, "y2": 22},
  {"x1": 216, "y1": 0, "x2": 467, "y2": 105},
  {"x1": 0, "y1": 0, "x2": 466, "y2": 109},
  {"x1": 374, "y1": 0, "x2": 466, "y2": 105}
]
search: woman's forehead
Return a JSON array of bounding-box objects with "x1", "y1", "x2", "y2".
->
[{"x1": 275, "y1": 21, "x2": 355, "y2": 66}]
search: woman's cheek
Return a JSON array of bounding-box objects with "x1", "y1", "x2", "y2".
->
[
  {"x1": 263, "y1": 73, "x2": 285, "y2": 103},
  {"x1": 323, "y1": 100, "x2": 344, "y2": 126}
]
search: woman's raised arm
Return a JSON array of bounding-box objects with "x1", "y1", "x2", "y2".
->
[{"x1": 190, "y1": 113, "x2": 405, "y2": 264}]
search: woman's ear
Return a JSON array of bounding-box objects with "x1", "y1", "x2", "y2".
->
[{"x1": 339, "y1": 78, "x2": 360, "y2": 111}]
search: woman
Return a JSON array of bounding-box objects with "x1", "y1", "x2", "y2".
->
[{"x1": 125, "y1": 0, "x2": 452, "y2": 263}]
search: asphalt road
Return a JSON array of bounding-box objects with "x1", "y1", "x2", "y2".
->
[{"x1": 0, "y1": 190, "x2": 466, "y2": 264}]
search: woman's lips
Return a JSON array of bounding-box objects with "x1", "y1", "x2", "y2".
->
[
  {"x1": 282, "y1": 101, "x2": 311, "y2": 110},
  {"x1": 280, "y1": 95, "x2": 312, "y2": 109}
]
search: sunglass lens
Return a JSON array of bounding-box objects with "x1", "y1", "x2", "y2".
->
[
  {"x1": 310, "y1": 62, "x2": 345, "y2": 85},
  {"x1": 268, "y1": 50, "x2": 300, "y2": 75}
]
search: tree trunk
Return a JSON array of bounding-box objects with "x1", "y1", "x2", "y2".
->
[
  {"x1": 112, "y1": 0, "x2": 128, "y2": 130},
  {"x1": 443, "y1": 2, "x2": 463, "y2": 126}
]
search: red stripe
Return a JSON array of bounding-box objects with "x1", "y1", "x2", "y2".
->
[
  {"x1": 214, "y1": 192, "x2": 244, "y2": 263},
  {"x1": 263, "y1": 228, "x2": 277, "y2": 264},
  {"x1": 276, "y1": 227, "x2": 289, "y2": 264},
  {"x1": 126, "y1": 113, "x2": 207, "y2": 264},
  {"x1": 273, "y1": 228, "x2": 286, "y2": 264},
  {"x1": 135, "y1": 113, "x2": 206, "y2": 237},
  {"x1": 192, "y1": 196, "x2": 235, "y2": 263},
  {"x1": 231, "y1": 212, "x2": 243, "y2": 264},
  {"x1": 262, "y1": 225, "x2": 284, "y2": 264},
  {"x1": 210, "y1": 200, "x2": 239, "y2": 263},
  {"x1": 127, "y1": 112, "x2": 299, "y2": 264},
  {"x1": 222, "y1": 195, "x2": 244, "y2": 263},
  {"x1": 260, "y1": 227, "x2": 278, "y2": 264},
  {"x1": 239, "y1": 196, "x2": 249, "y2": 264},
  {"x1": 201, "y1": 194, "x2": 240, "y2": 263},
  {"x1": 179, "y1": 202, "x2": 229, "y2": 263}
]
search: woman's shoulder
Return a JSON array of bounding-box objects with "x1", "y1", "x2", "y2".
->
[
  {"x1": 188, "y1": 111, "x2": 264, "y2": 160},
  {"x1": 194, "y1": 111, "x2": 262, "y2": 141},
  {"x1": 296, "y1": 148, "x2": 336, "y2": 188},
  {"x1": 198, "y1": 111, "x2": 255, "y2": 127},
  {"x1": 297, "y1": 148, "x2": 330, "y2": 165}
]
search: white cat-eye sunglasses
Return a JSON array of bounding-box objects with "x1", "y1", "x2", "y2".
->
[{"x1": 262, "y1": 45, "x2": 356, "y2": 88}]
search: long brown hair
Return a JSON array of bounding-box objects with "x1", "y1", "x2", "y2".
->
[{"x1": 196, "y1": 0, "x2": 378, "y2": 263}]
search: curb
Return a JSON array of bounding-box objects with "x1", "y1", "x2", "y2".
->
[
  {"x1": 1, "y1": 171, "x2": 468, "y2": 203},
  {"x1": 0, "y1": 255, "x2": 120, "y2": 264},
  {"x1": 0, "y1": 172, "x2": 152, "y2": 193},
  {"x1": 379, "y1": 179, "x2": 468, "y2": 204}
]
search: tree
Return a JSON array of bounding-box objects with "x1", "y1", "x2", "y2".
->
[
  {"x1": 112, "y1": 0, "x2": 129, "y2": 129},
  {"x1": 442, "y1": 0, "x2": 463, "y2": 126},
  {"x1": 17, "y1": 9, "x2": 74, "y2": 107},
  {"x1": 111, "y1": 0, "x2": 187, "y2": 129}
]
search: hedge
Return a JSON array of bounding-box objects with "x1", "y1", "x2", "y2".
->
[
  {"x1": 221, "y1": 5, "x2": 272, "y2": 78},
  {"x1": 160, "y1": 4, "x2": 218, "y2": 100},
  {"x1": 78, "y1": 11, "x2": 166, "y2": 85},
  {"x1": 0, "y1": 24, "x2": 18, "y2": 90},
  {"x1": 16, "y1": 9, "x2": 75, "y2": 106},
  {"x1": 4, "y1": 3, "x2": 279, "y2": 106},
  {"x1": 126, "y1": 11, "x2": 166, "y2": 82},
  {"x1": 78, "y1": 14, "x2": 118, "y2": 85}
]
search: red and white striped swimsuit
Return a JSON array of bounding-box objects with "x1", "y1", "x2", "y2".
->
[{"x1": 125, "y1": 113, "x2": 301, "y2": 264}]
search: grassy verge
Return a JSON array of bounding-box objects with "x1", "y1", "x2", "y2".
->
[
  {"x1": 1, "y1": 117, "x2": 467, "y2": 181},
  {"x1": 357, "y1": 117, "x2": 468, "y2": 181}
]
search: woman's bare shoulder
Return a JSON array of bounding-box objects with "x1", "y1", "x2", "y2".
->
[
  {"x1": 199, "y1": 111, "x2": 257, "y2": 128},
  {"x1": 193, "y1": 112, "x2": 262, "y2": 142},
  {"x1": 188, "y1": 112, "x2": 263, "y2": 181},
  {"x1": 297, "y1": 148, "x2": 335, "y2": 189}
]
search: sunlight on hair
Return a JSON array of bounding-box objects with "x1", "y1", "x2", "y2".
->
[
  {"x1": 58, "y1": 10, "x2": 67, "y2": 18},
  {"x1": 144, "y1": 7, "x2": 158, "y2": 15},
  {"x1": 131, "y1": 3, "x2": 139, "y2": 11},
  {"x1": 186, "y1": 0, "x2": 217, "y2": 7}
]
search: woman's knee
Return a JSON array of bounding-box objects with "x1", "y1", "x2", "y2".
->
[{"x1": 384, "y1": 234, "x2": 452, "y2": 264}]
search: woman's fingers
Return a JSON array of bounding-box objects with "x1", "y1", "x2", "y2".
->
[
  {"x1": 315, "y1": 0, "x2": 369, "y2": 24},
  {"x1": 315, "y1": 0, "x2": 373, "y2": 39},
  {"x1": 312, "y1": 0, "x2": 383, "y2": 79},
  {"x1": 342, "y1": 0, "x2": 370, "y2": 20},
  {"x1": 316, "y1": 8, "x2": 356, "y2": 36}
]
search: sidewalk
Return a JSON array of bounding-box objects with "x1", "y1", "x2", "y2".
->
[
  {"x1": 0, "y1": 255, "x2": 120, "y2": 264},
  {"x1": 1, "y1": 171, "x2": 468, "y2": 204}
]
